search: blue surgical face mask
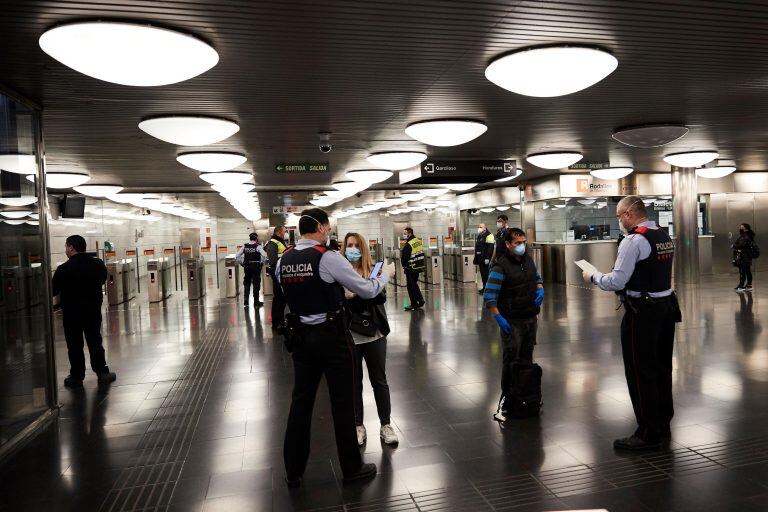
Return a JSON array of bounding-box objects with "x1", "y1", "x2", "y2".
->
[
  {"x1": 345, "y1": 247, "x2": 362, "y2": 263},
  {"x1": 512, "y1": 243, "x2": 526, "y2": 256}
]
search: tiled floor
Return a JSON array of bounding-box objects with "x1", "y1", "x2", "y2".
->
[{"x1": 2, "y1": 272, "x2": 768, "y2": 511}]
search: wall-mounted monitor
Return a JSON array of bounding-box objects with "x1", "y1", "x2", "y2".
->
[{"x1": 60, "y1": 195, "x2": 85, "y2": 218}]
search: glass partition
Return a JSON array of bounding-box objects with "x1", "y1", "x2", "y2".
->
[
  {"x1": 0, "y1": 91, "x2": 55, "y2": 452},
  {"x1": 460, "y1": 207, "x2": 522, "y2": 245}
]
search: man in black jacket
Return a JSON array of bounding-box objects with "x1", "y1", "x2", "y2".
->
[
  {"x1": 473, "y1": 223, "x2": 495, "y2": 293},
  {"x1": 264, "y1": 226, "x2": 289, "y2": 331},
  {"x1": 52, "y1": 235, "x2": 116, "y2": 388},
  {"x1": 483, "y1": 228, "x2": 544, "y2": 422}
]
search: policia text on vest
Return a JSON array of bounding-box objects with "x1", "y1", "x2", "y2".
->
[{"x1": 275, "y1": 209, "x2": 392, "y2": 486}]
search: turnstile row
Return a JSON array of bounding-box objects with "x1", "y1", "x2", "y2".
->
[
  {"x1": 107, "y1": 259, "x2": 137, "y2": 305},
  {"x1": 147, "y1": 258, "x2": 172, "y2": 303},
  {"x1": 186, "y1": 257, "x2": 206, "y2": 300},
  {"x1": 442, "y1": 247, "x2": 476, "y2": 283}
]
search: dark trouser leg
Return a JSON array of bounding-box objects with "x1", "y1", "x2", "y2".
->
[
  {"x1": 620, "y1": 303, "x2": 667, "y2": 441},
  {"x1": 82, "y1": 308, "x2": 108, "y2": 375},
  {"x1": 405, "y1": 270, "x2": 424, "y2": 305},
  {"x1": 479, "y1": 263, "x2": 489, "y2": 289},
  {"x1": 362, "y1": 338, "x2": 391, "y2": 425},
  {"x1": 746, "y1": 264, "x2": 753, "y2": 286},
  {"x1": 252, "y1": 269, "x2": 261, "y2": 302},
  {"x1": 500, "y1": 317, "x2": 536, "y2": 397},
  {"x1": 271, "y1": 274, "x2": 285, "y2": 326},
  {"x1": 321, "y1": 330, "x2": 363, "y2": 477},
  {"x1": 353, "y1": 343, "x2": 365, "y2": 426},
  {"x1": 243, "y1": 268, "x2": 252, "y2": 300},
  {"x1": 284, "y1": 342, "x2": 324, "y2": 480},
  {"x1": 738, "y1": 265, "x2": 746, "y2": 287},
  {"x1": 656, "y1": 305, "x2": 676, "y2": 435},
  {"x1": 62, "y1": 312, "x2": 86, "y2": 380}
]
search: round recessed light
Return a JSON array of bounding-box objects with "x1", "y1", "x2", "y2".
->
[
  {"x1": 366, "y1": 152, "x2": 427, "y2": 171},
  {"x1": 3, "y1": 219, "x2": 26, "y2": 225},
  {"x1": 27, "y1": 171, "x2": 90, "y2": 188},
  {"x1": 0, "y1": 210, "x2": 34, "y2": 219},
  {"x1": 612, "y1": 124, "x2": 689, "y2": 148},
  {"x1": 73, "y1": 184, "x2": 123, "y2": 197},
  {"x1": 0, "y1": 196, "x2": 37, "y2": 207},
  {"x1": 494, "y1": 168, "x2": 523, "y2": 182},
  {"x1": 526, "y1": 151, "x2": 583, "y2": 169},
  {"x1": 199, "y1": 171, "x2": 252, "y2": 186},
  {"x1": 496, "y1": 205, "x2": 511, "y2": 211},
  {"x1": 578, "y1": 198, "x2": 597, "y2": 205},
  {"x1": 485, "y1": 45, "x2": 618, "y2": 97},
  {"x1": 39, "y1": 21, "x2": 218, "y2": 86},
  {"x1": 663, "y1": 151, "x2": 719, "y2": 168},
  {"x1": 0, "y1": 154, "x2": 36, "y2": 175},
  {"x1": 479, "y1": 207, "x2": 495, "y2": 213},
  {"x1": 400, "y1": 191, "x2": 425, "y2": 201},
  {"x1": 696, "y1": 165, "x2": 736, "y2": 179},
  {"x1": 405, "y1": 119, "x2": 487, "y2": 146},
  {"x1": 177, "y1": 152, "x2": 247, "y2": 172},
  {"x1": 444, "y1": 183, "x2": 477, "y2": 192},
  {"x1": 139, "y1": 116, "x2": 239, "y2": 146},
  {"x1": 590, "y1": 167, "x2": 634, "y2": 180},
  {"x1": 345, "y1": 169, "x2": 393, "y2": 184}
]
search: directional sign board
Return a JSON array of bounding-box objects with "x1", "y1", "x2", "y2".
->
[
  {"x1": 400, "y1": 159, "x2": 516, "y2": 184},
  {"x1": 272, "y1": 205, "x2": 306, "y2": 214},
  {"x1": 275, "y1": 162, "x2": 329, "y2": 173}
]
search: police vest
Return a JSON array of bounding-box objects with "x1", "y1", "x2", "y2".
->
[
  {"x1": 242, "y1": 243, "x2": 262, "y2": 266},
  {"x1": 624, "y1": 226, "x2": 674, "y2": 293},
  {"x1": 495, "y1": 253, "x2": 540, "y2": 319},
  {"x1": 279, "y1": 245, "x2": 344, "y2": 316},
  {"x1": 266, "y1": 237, "x2": 287, "y2": 255},
  {"x1": 406, "y1": 237, "x2": 425, "y2": 271}
]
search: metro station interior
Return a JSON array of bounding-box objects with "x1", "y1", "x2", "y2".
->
[{"x1": 2, "y1": 2, "x2": 768, "y2": 511}]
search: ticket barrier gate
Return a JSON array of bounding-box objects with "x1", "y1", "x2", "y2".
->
[
  {"x1": 147, "y1": 258, "x2": 171, "y2": 303},
  {"x1": 224, "y1": 256, "x2": 240, "y2": 298},
  {"x1": 122, "y1": 258, "x2": 137, "y2": 302},
  {"x1": 387, "y1": 250, "x2": 406, "y2": 287},
  {"x1": 424, "y1": 249, "x2": 442, "y2": 286},
  {"x1": 262, "y1": 266, "x2": 273, "y2": 296},
  {"x1": 106, "y1": 261, "x2": 125, "y2": 305},
  {"x1": 2, "y1": 267, "x2": 28, "y2": 311},
  {"x1": 457, "y1": 247, "x2": 477, "y2": 283},
  {"x1": 443, "y1": 248, "x2": 457, "y2": 281},
  {"x1": 186, "y1": 257, "x2": 206, "y2": 300}
]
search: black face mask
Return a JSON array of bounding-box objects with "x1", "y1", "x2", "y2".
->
[{"x1": 739, "y1": 229, "x2": 746, "y2": 234}]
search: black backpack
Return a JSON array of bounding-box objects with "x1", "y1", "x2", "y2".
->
[
  {"x1": 505, "y1": 360, "x2": 543, "y2": 418},
  {"x1": 749, "y1": 240, "x2": 760, "y2": 259}
]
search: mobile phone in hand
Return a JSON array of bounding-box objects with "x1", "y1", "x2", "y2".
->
[{"x1": 369, "y1": 261, "x2": 384, "y2": 278}]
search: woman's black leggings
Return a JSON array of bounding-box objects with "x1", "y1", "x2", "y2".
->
[
  {"x1": 738, "y1": 262, "x2": 753, "y2": 287},
  {"x1": 353, "y1": 337, "x2": 391, "y2": 426}
]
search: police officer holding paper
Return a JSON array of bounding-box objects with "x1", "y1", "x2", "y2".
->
[
  {"x1": 582, "y1": 196, "x2": 681, "y2": 451},
  {"x1": 235, "y1": 233, "x2": 266, "y2": 307},
  {"x1": 400, "y1": 227, "x2": 425, "y2": 311},
  {"x1": 277, "y1": 208, "x2": 393, "y2": 487}
]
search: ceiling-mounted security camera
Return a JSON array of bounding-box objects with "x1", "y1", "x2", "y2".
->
[{"x1": 318, "y1": 132, "x2": 332, "y2": 153}]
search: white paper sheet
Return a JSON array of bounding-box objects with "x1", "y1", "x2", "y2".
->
[{"x1": 574, "y1": 259, "x2": 598, "y2": 274}]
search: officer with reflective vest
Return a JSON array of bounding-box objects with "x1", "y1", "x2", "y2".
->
[
  {"x1": 276, "y1": 208, "x2": 393, "y2": 487},
  {"x1": 582, "y1": 196, "x2": 681, "y2": 451},
  {"x1": 236, "y1": 233, "x2": 266, "y2": 307},
  {"x1": 265, "y1": 226, "x2": 289, "y2": 330},
  {"x1": 400, "y1": 226, "x2": 425, "y2": 311},
  {"x1": 473, "y1": 222, "x2": 495, "y2": 293}
]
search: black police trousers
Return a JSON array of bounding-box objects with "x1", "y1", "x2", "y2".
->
[
  {"x1": 62, "y1": 307, "x2": 109, "y2": 380},
  {"x1": 243, "y1": 264, "x2": 261, "y2": 303},
  {"x1": 405, "y1": 268, "x2": 424, "y2": 306},
  {"x1": 270, "y1": 273, "x2": 286, "y2": 327},
  {"x1": 284, "y1": 323, "x2": 362, "y2": 479},
  {"x1": 620, "y1": 297, "x2": 676, "y2": 442}
]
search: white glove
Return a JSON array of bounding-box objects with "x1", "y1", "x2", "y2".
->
[
  {"x1": 483, "y1": 259, "x2": 490, "y2": 265},
  {"x1": 582, "y1": 271, "x2": 594, "y2": 285},
  {"x1": 383, "y1": 261, "x2": 396, "y2": 279}
]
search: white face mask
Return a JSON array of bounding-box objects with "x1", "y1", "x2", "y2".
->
[
  {"x1": 477, "y1": 227, "x2": 484, "y2": 233},
  {"x1": 496, "y1": 222, "x2": 503, "y2": 229}
]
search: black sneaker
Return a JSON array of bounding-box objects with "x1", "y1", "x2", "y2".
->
[
  {"x1": 613, "y1": 435, "x2": 662, "y2": 451},
  {"x1": 404, "y1": 305, "x2": 415, "y2": 311},
  {"x1": 254, "y1": 301, "x2": 264, "y2": 307},
  {"x1": 343, "y1": 463, "x2": 377, "y2": 484},
  {"x1": 243, "y1": 301, "x2": 249, "y2": 307},
  {"x1": 97, "y1": 372, "x2": 117, "y2": 385},
  {"x1": 64, "y1": 375, "x2": 83, "y2": 388}
]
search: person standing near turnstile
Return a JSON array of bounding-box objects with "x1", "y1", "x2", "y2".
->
[
  {"x1": 265, "y1": 225, "x2": 289, "y2": 332},
  {"x1": 474, "y1": 223, "x2": 495, "y2": 294},
  {"x1": 400, "y1": 227, "x2": 425, "y2": 311},
  {"x1": 236, "y1": 233, "x2": 266, "y2": 307}
]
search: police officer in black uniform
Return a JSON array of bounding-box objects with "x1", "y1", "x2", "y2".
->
[
  {"x1": 492, "y1": 214, "x2": 510, "y2": 263},
  {"x1": 277, "y1": 208, "x2": 392, "y2": 487},
  {"x1": 473, "y1": 222, "x2": 495, "y2": 293},
  {"x1": 236, "y1": 232, "x2": 266, "y2": 307},
  {"x1": 583, "y1": 196, "x2": 681, "y2": 450}
]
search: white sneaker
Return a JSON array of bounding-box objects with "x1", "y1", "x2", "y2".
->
[
  {"x1": 493, "y1": 396, "x2": 507, "y2": 422},
  {"x1": 356, "y1": 425, "x2": 367, "y2": 446},
  {"x1": 380, "y1": 424, "x2": 399, "y2": 445}
]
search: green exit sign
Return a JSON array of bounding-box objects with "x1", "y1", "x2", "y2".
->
[{"x1": 275, "y1": 162, "x2": 329, "y2": 173}]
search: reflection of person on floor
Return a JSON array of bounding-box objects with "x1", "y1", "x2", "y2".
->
[
  {"x1": 582, "y1": 196, "x2": 681, "y2": 451},
  {"x1": 400, "y1": 227, "x2": 425, "y2": 311},
  {"x1": 736, "y1": 291, "x2": 761, "y2": 353},
  {"x1": 52, "y1": 235, "x2": 116, "y2": 389}
]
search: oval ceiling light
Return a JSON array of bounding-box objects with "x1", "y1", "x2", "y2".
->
[
  {"x1": 39, "y1": 21, "x2": 218, "y2": 86},
  {"x1": 590, "y1": 167, "x2": 634, "y2": 180},
  {"x1": 177, "y1": 152, "x2": 247, "y2": 172},
  {"x1": 211, "y1": 183, "x2": 255, "y2": 196},
  {"x1": 494, "y1": 168, "x2": 523, "y2": 182},
  {"x1": 419, "y1": 188, "x2": 450, "y2": 197},
  {"x1": 0, "y1": 210, "x2": 34, "y2": 219},
  {"x1": 485, "y1": 45, "x2": 618, "y2": 97},
  {"x1": 139, "y1": 116, "x2": 239, "y2": 146},
  {"x1": 496, "y1": 205, "x2": 511, "y2": 211},
  {"x1": 199, "y1": 171, "x2": 252, "y2": 186},
  {"x1": 345, "y1": 169, "x2": 393, "y2": 184},
  {"x1": 405, "y1": 119, "x2": 487, "y2": 146},
  {"x1": 366, "y1": 152, "x2": 427, "y2": 171},
  {"x1": 332, "y1": 180, "x2": 368, "y2": 193},
  {"x1": 479, "y1": 207, "x2": 495, "y2": 213},
  {"x1": 26, "y1": 171, "x2": 90, "y2": 188},
  {"x1": 73, "y1": 184, "x2": 124, "y2": 197},
  {"x1": 0, "y1": 196, "x2": 37, "y2": 207},
  {"x1": 663, "y1": 151, "x2": 719, "y2": 168},
  {"x1": 0, "y1": 154, "x2": 36, "y2": 174},
  {"x1": 612, "y1": 124, "x2": 689, "y2": 148},
  {"x1": 526, "y1": 151, "x2": 583, "y2": 169},
  {"x1": 696, "y1": 165, "x2": 736, "y2": 179},
  {"x1": 3, "y1": 219, "x2": 26, "y2": 225},
  {"x1": 444, "y1": 183, "x2": 477, "y2": 192},
  {"x1": 400, "y1": 191, "x2": 425, "y2": 201}
]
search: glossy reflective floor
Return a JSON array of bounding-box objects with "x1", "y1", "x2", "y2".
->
[{"x1": 2, "y1": 272, "x2": 768, "y2": 511}]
